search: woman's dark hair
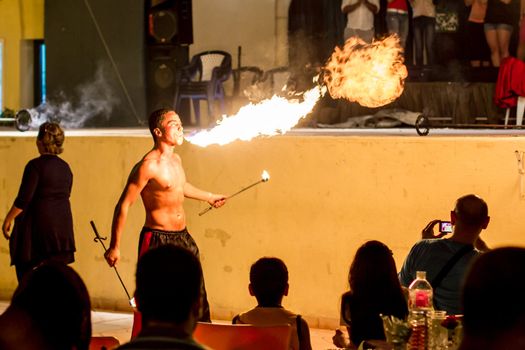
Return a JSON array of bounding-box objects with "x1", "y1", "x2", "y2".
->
[
  {"x1": 343, "y1": 240, "x2": 408, "y2": 345},
  {"x1": 37, "y1": 122, "x2": 65, "y2": 155},
  {"x1": 12, "y1": 261, "x2": 92, "y2": 350},
  {"x1": 349, "y1": 241, "x2": 403, "y2": 298}
]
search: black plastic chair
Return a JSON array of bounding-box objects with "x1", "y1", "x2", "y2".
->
[
  {"x1": 232, "y1": 66, "x2": 264, "y2": 97},
  {"x1": 174, "y1": 50, "x2": 232, "y2": 125}
]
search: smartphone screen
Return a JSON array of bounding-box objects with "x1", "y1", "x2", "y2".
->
[{"x1": 439, "y1": 221, "x2": 453, "y2": 233}]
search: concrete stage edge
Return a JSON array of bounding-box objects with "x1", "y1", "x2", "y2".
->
[{"x1": 1, "y1": 127, "x2": 525, "y2": 329}]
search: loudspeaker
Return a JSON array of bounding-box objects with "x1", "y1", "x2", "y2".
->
[
  {"x1": 147, "y1": 0, "x2": 193, "y2": 45},
  {"x1": 146, "y1": 45, "x2": 189, "y2": 114}
]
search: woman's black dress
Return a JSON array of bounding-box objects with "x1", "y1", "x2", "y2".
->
[{"x1": 9, "y1": 155, "x2": 75, "y2": 273}]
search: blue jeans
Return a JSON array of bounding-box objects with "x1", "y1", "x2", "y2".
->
[
  {"x1": 386, "y1": 12, "x2": 409, "y2": 49},
  {"x1": 413, "y1": 16, "x2": 436, "y2": 66}
]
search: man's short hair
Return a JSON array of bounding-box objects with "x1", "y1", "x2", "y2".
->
[
  {"x1": 454, "y1": 194, "x2": 489, "y2": 228},
  {"x1": 249, "y1": 257, "x2": 288, "y2": 306},
  {"x1": 148, "y1": 109, "x2": 172, "y2": 139},
  {"x1": 135, "y1": 245, "x2": 202, "y2": 323},
  {"x1": 462, "y1": 247, "x2": 525, "y2": 339}
]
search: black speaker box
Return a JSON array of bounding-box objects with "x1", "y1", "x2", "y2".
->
[
  {"x1": 146, "y1": 45, "x2": 189, "y2": 113},
  {"x1": 147, "y1": 0, "x2": 193, "y2": 45}
]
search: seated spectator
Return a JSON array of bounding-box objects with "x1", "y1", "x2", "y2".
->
[
  {"x1": 0, "y1": 261, "x2": 91, "y2": 350},
  {"x1": 459, "y1": 247, "x2": 525, "y2": 350},
  {"x1": 333, "y1": 240, "x2": 408, "y2": 349},
  {"x1": 398, "y1": 194, "x2": 490, "y2": 315},
  {"x1": 232, "y1": 257, "x2": 312, "y2": 350},
  {"x1": 117, "y1": 245, "x2": 207, "y2": 350}
]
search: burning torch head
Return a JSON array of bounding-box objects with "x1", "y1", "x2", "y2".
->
[{"x1": 261, "y1": 170, "x2": 270, "y2": 182}]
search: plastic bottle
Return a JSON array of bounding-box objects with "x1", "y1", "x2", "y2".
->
[
  {"x1": 408, "y1": 271, "x2": 433, "y2": 310},
  {"x1": 407, "y1": 271, "x2": 434, "y2": 350}
]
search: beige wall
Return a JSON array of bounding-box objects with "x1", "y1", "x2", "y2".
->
[
  {"x1": 1, "y1": 132, "x2": 525, "y2": 328},
  {"x1": 191, "y1": 0, "x2": 285, "y2": 69}
]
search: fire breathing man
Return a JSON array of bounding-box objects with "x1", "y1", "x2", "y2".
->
[{"x1": 104, "y1": 108, "x2": 226, "y2": 326}]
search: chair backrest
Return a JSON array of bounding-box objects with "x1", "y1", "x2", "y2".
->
[
  {"x1": 193, "y1": 51, "x2": 232, "y2": 81},
  {"x1": 193, "y1": 322, "x2": 291, "y2": 350},
  {"x1": 89, "y1": 336, "x2": 120, "y2": 350},
  {"x1": 257, "y1": 67, "x2": 292, "y2": 98},
  {"x1": 231, "y1": 66, "x2": 264, "y2": 97}
]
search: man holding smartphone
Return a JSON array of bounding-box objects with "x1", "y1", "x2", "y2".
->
[{"x1": 398, "y1": 194, "x2": 491, "y2": 315}]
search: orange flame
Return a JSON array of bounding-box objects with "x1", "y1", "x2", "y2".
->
[
  {"x1": 323, "y1": 35, "x2": 407, "y2": 108},
  {"x1": 185, "y1": 86, "x2": 324, "y2": 147}
]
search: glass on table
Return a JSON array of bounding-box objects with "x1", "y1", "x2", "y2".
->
[{"x1": 428, "y1": 310, "x2": 447, "y2": 350}]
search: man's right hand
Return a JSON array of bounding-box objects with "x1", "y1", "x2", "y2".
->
[
  {"x1": 105, "y1": 247, "x2": 120, "y2": 267},
  {"x1": 422, "y1": 219, "x2": 447, "y2": 239}
]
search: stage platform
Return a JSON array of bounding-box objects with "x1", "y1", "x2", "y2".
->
[{"x1": 311, "y1": 81, "x2": 504, "y2": 127}]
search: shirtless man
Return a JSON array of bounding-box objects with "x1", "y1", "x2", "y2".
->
[{"x1": 104, "y1": 108, "x2": 225, "y2": 326}]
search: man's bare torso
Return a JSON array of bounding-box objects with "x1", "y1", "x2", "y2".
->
[{"x1": 140, "y1": 149, "x2": 186, "y2": 231}]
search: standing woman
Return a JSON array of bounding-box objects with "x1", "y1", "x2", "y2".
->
[
  {"x1": 484, "y1": 0, "x2": 518, "y2": 66},
  {"x1": 2, "y1": 122, "x2": 75, "y2": 282}
]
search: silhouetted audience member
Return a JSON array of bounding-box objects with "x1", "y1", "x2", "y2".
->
[
  {"x1": 459, "y1": 247, "x2": 525, "y2": 350},
  {"x1": 399, "y1": 194, "x2": 491, "y2": 315},
  {"x1": 333, "y1": 240, "x2": 408, "y2": 349},
  {"x1": 117, "y1": 245, "x2": 207, "y2": 350},
  {"x1": 233, "y1": 257, "x2": 312, "y2": 350},
  {"x1": 2, "y1": 121, "x2": 76, "y2": 282},
  {"x1": 0, "y1": 261, "x2": 91, "y2": 350}
]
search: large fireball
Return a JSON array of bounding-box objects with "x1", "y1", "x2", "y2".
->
[{"x1": 323, "y1": 35, "x2": 407, "y2": 108}]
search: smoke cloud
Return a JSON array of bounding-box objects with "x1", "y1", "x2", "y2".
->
[{"x1": 26, "y1": 62, "x2": 119, "y2": 129}]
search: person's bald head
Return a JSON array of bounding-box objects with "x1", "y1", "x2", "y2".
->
[{"x1": 453, "y1": 194, "x2": 489, "y2": 230}]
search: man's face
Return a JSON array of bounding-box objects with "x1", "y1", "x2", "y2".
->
[{"x1": 158, "y1": 112, "x2": 184, "y2": 146}]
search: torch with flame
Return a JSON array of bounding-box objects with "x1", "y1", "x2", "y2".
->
[{"x1": 199, "y1": 170, "x2": 270, "y2": 216}]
